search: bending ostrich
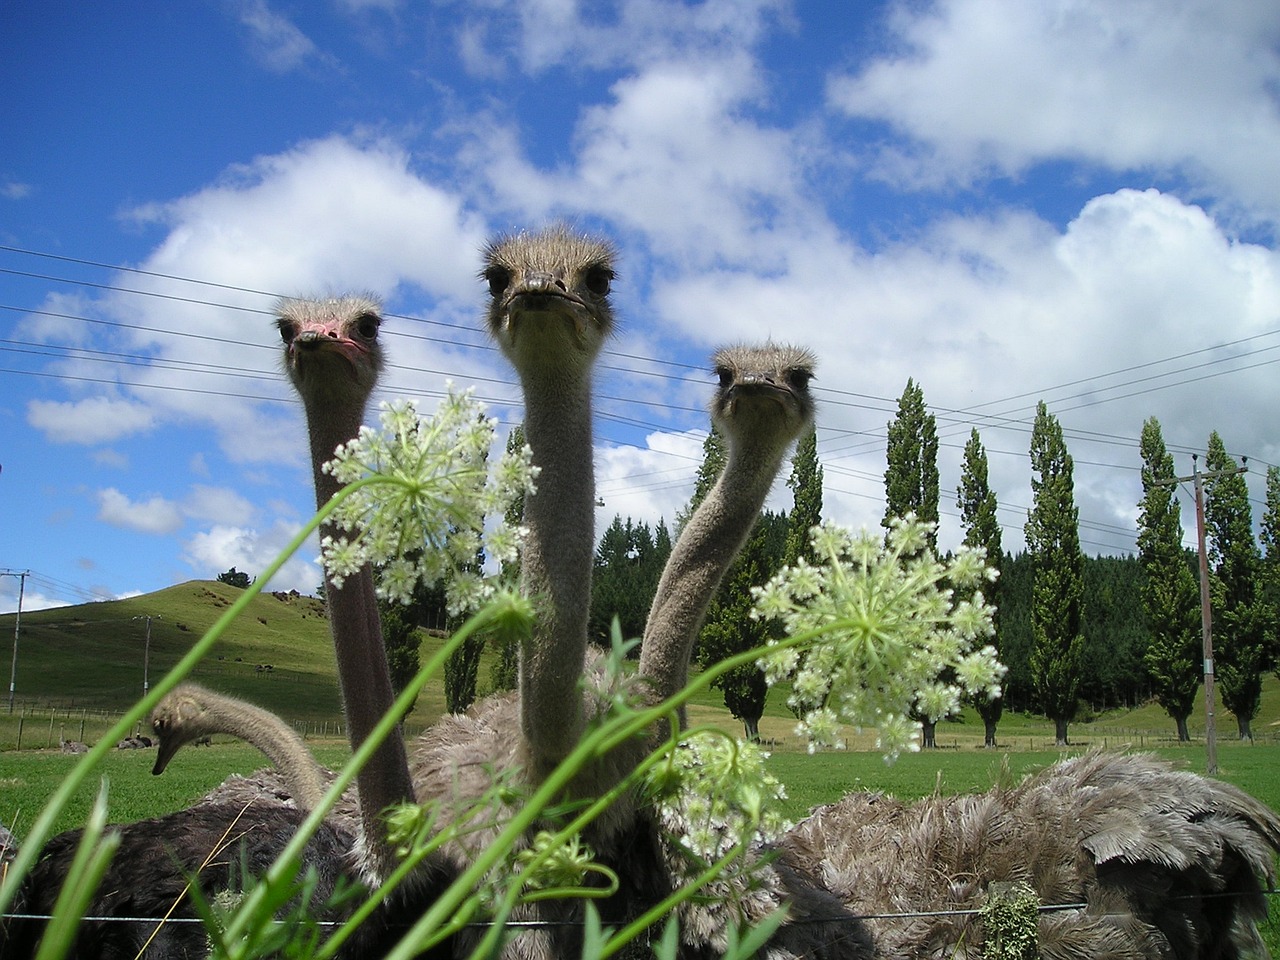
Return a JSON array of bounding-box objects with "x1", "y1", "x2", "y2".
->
[
  {"x1": 639, "y1": 343, "x2": 816, "y2": 713},
  {"x1": 785, "y1": 751, "x2": 1280, "y2": 959},
  {"x1": 150, "y1": 682, "x2": 331, "y2": 813},
  {"x1": 277, "y1": 294, "x2": 415, "y2": 879}
]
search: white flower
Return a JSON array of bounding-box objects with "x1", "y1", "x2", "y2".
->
[
  {"x1": 752, "y1": 515, "x2": 1004, "y2": 763},
  {"x1": 319, "y1": 390, "x2": 537, "y2": 614}
]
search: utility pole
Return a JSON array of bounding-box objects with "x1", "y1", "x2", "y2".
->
[
  {"x1": 1154, "y1": 454, "x2": 1248, "y2": 775},
  {"x1": 2, "y1": 569, "x2": 30, "y2": 714},
  {"x1": 133, "y1": 615, "x2": 161, "y2": 695}
]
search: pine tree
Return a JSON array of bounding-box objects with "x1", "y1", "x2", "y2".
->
[
  {"x1": 1025, "y1": 401, "x2": 1085, "y2": 746},
  {"x1": 1203, "y1": 433, "x2": 1267, "y2": 739},
  {"x1": 1136, "y1": 417, "x2": 1200, "y2": 741},
  {"x1": 957, "y1": 428, "x2": 1004, "y2": 746},
  {"x1": 883, "y1": 378, "x2": 939, "y2": 553},
  {"x1": 783, "y1": 427, "x2": 823, "y2": 565}
]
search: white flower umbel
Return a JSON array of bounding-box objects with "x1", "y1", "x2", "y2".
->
[
  {"x1": 647, "y1": 730, "x2": 789, "y2": 864},
  {"x1": 320, "y1": 389, "x2": 537, "y2": 615},
  {"x1": 753, "y1": 515, "x2": 1005, "y2": 762}
]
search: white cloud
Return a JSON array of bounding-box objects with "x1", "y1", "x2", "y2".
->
[
  {"x1": 90, "y1": 449, "x2": 129, "y2": 469},
  {"x1": 97, "y1": 488, "x2": 185, "y2": 535},
  {"x1": 454, "y1": 0, "x2": 789, "y2": 75},
  {"x1": 233, "y1": 0, "x2": 330, "y2": 73},
  {"x1": 183, "y1": 521, "x2": 321, "y2": 593},
  {"x1": 27, "y1": 396, "x2": 156, "y2": 445},
  {"x1": 2, "y1": 181, "x2": 31, "y2": 200},
  {"x1": 183, "y1": 484, "x2": 258, "y2": 525},
  {"x1": 826, "y1": 0, "x2": 1280, "y2": 223},
  {"x1": 594, "y1": 428, "x2": 710, "y2": 534}
]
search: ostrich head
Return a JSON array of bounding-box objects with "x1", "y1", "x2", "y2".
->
[
  {"x1": 277, "y1": 294, "x2": 385, "y2": 405},
  {"x1": 482, "y1": 225, "x2": 617, "y2": 373},
  {"x1": 710, "y1": 342, "x2": 817, "y2": 443},
  {"x1": 150, "y1": 683, "x2": 213, "y2": 776}
]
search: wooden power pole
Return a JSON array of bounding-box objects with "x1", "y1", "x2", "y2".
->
[{"x1": 1154, "y1": 453, "x2": 1247, "y2": 775}]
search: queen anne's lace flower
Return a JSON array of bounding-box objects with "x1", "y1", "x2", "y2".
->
[
  {"x1": 646, "y1": 731, "x2": 789, "y2": 865},
  {"x1": 753, "y1": 515, "x2": 1005, "y2": 762},
  {"x1": 319, "y1": 389, "x2": 537, "y2": 614}
]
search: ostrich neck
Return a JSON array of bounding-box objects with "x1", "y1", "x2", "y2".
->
[
  {"x1": 207, "y1": 699, "x2": 327, "y2": 811},
  {"x1": 307, "y1": 403, "x2": 414, "y2": 874},
  {"x1": 518, "y1": 370, "x2": 594, "y2": 779},
  {"x1": 640, "y1": 434, "x2": 791, "y2": 707}
]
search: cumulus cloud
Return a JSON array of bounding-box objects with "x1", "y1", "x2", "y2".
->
[
  {"x1": 28, "y1": 396, "x2": 156, "y2": 445},
  {"x1": 97, "y1": 488, "x2": 185, "y2": 535},
  {"x1": 826, "y1": 0, "x2": 1280, "y2": 222},
  {"x1": 183, "y1": 521, "x2": 321, "y2": 593}
]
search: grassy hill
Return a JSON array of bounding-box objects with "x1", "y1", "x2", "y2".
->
[{"x1": 2, "y1": 579, "x2": 1277, "y2": 753}]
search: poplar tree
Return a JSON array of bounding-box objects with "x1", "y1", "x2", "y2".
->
[
  {"x1": 1262, "y1": 466, "x2": 1280, "y2": 675},
  {"x1": 884, "y1": 379, "x2": 942, "y2": 744},
  {"x1": 1136, "y1": 417, "x2": 1200, "y2": 741},
  {"x1": 1204, "y1": 433, "x2": 1267, "y2": 739},
  {"x1": 883, "y1": 379, "x2": 939, "y2": 553},
  {"x1": 1026, "y1": 401, "x2": 1084, "y2": 746},
  {"x1": 784, "y1": 426, "x2": 823, "y2": 565},
  {"x1": 957, "y1": 428, "x2": 1004, "y2": 747}
]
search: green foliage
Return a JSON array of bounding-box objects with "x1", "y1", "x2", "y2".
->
[
  {"x1": 589, "y1": 515, "x2": 671, "y2": 648},
  {"x1": 1204, "y1": 433, "x2": 1269, "y2": 739},
  {"x1": 883, "y1": 378, "x2": 939, "y2": 553},
  {"x1": 958, "y1": 428, "x2": 1004, "y2": 744},
  {"x1": 980, "y1": 882, "x2": 1039, "y2": 960},
  {"x1": 217, "y1": 567, "x2": 253, "y2": 589},
  {"x1": 674, "y1": 427, "x2": 727, "y2": 536},
  {"x1": 783, "y1": 427, "x2": 823, "y2": 566},
  {"x1": 1136, "y1": 418, "x2": 1201, "y2": 740},
  {"x1": 698, "y1": 512, "x2": 788, "y2": 740},
  {"x1": 1026, "y1": 402, "x2": 1085, "y2": 745},
  {"x1": 1263, "y1": 466, "x2": 1280, "y2": 675},
  {"x1": 380, "y1": 602, "x2": 423, "y2": 715}
]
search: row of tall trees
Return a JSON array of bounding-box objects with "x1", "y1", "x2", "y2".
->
[{"x1": 375, "y1": 392, "x2": 1277, "y2": 744}]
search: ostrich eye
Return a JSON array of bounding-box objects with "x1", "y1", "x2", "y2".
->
[
  {"x1": 715, "y1": 366, "x2": 734, "y2": 389},
  {"x1": 355, "y1": 312, "x2": 380, "y2": 341},
  {"x1": 788, "y1": 368, "x2": 814, "y2": 391},
  {"x1": 277, "y1": 320, "x2": 297, "y2": 345},
  {"x1": 484, "y1": 266, "x2": 512, "y2": 298},
  {"x1": 584, "y1": 266, "x2": 613, "y2": 297}
]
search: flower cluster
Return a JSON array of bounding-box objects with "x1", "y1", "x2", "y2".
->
[
  {"x1": 753, "y1": 515, "x2": 1005, "y2": 762},
  {"x1": 320, "y1": 389, "x2": 537, "y2": 615},
  {"x1": 646, "y1": 731, "x2": 790, "y2": 864}
]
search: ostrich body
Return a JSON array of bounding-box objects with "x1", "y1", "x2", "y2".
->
[
  {"x1": 277, "y1": 294, "x2": 415, "y2": 879},
  {"x1": 785, "y1": 751, "x2": 1280, "y2": 959},
  {"x1": 639, "y1": 343, "x2": 816, "y2": 710},
  {"x1": 150, "y1": 682, "x2": 329, "y2": 811}
]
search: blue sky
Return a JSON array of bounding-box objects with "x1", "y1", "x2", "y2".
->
[{"x1": 3, "y1": 0, "x2": 1279, "y2": 614}]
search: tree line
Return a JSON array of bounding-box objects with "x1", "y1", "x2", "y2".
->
[
  {"x1": 585, "y1": 383, "x2": 1279, "y2": 747},
  {"x1": 362, "y1": 387, "x2": 1278, "y2": 748}
]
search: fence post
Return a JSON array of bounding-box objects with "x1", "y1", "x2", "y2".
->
[{"x1": 16, "y1": 714, "x2": 23, "y2": 750}]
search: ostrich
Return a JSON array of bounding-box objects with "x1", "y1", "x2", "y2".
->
[
  {"x1": 149, "y1": 682, "x2": 332, "y2": 814},
  {"x1": 277, "y1": 294, "x2": 415, "y2": 880},
  {"x1": 639, "y1": 343, "x2": 816, "y2": 714},
  {"x1": 1, "y1": 298, "x2": 407, "y2": 960},
  {"x1": 785, "y1": 751, "x2": 1280, "y2": 959}
]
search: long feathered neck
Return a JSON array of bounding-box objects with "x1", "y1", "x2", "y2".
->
[
  {"x1": 639, "y1": 430, "x2": 793, "y2": 709},
  {"x1": 307, "y1": 398, "x2": 414, "y2": 878},
  {"x1": 200, "y1": 695, "x2": 328, "y2": 811},
  {"x1": 518, "y1": 366, "x2": 595, "y2": 780}
]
